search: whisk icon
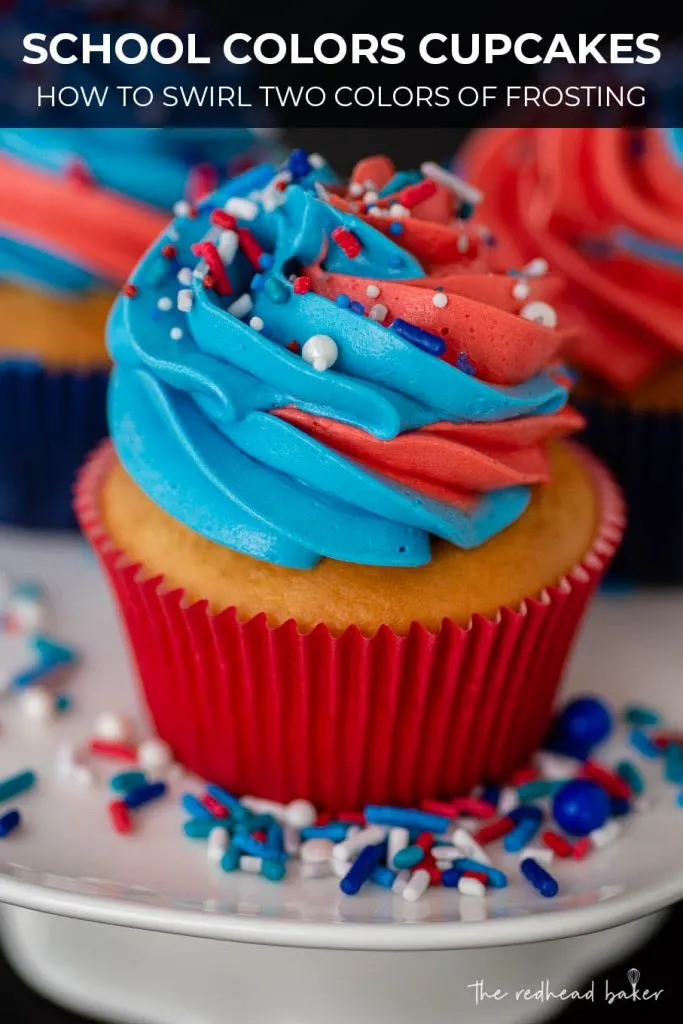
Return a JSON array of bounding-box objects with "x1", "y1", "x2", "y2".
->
[{"x1": 627, "y1": 969, "x2": 640, "y2": 997}]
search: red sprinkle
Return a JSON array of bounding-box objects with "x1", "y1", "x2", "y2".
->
[
  {"x1": 580, "y1": 760, "x2": 631, "y2": 800},
  {"x1": 398, "y1": 179, "x2": 437, "y2": 209},
  {"x1": 275, "y1": 179, "x2": 288, "y2": 192},
  {"x1": 90, "y1": 739, "x2": 137, "y2": 762},
  {"x1": 420, "y1": 849, "x2": 442, "y2": 885},
  {"x1": 109, "y1": 800, "x2": 132, "y2": 835},
  {"x1": 509, "y1": 767, "x2": 539, "y2": 786},
  {"x1": 473, "y1": 817, "x2": 515, "y2": 845},
  {"x1": 461, "y1": 870, "x2": 489, "y2": 886},
  {"x1": 542, "y1": 830, "x2": 573, "y2": 858},
  {"x1": 336, "y1": 810, "x2": 366, "y2": 825},
  {"x1": 331, "y1": 225, "x2": 362, "y2": 258},
  {"x1": 572, "y1": 837, "x2": 592, "y2": 860},
  {"x1": 122, "y1": 283, "x2": 138, "y2": 298},
  {"x1": 447, "y1": 797, "x2": 496, "y2": 819},
  {"x1": 293, "y1": 276, "x2": 312, "y2": 295},
  {"x1": 201, "y1": 794, "x2": 229, "y2": 819},
  {"x1": 210, "y1": 210, "x2": 237, "y2": 231},
  {"x1": 316, "y1": 811, "x2": 333, "y2": 826},
  {"x1": 161, "y1": 244, "x2": 177, "y2": 260},
  {"x1": 252, "y1": 830, "x2": 267, "y2": 843},
  {"x1": 652, "y1": 732, "x2": 683, "y2": 750},
  {"x1": 237, "y1": 227, "x2": 265, "y2": 270},
  {"x1": 415, "y1": 831, "x2": 434, "y2": 854},
  {"x1": 287, "y1": 341, "x2": 301, "y2": 353},
  {"x1": 419, "y1": 799, "x2": 457, "y2": 817},
  {"x1": 203, "y1": 273, "x2": 215, "y2": 289},
  {"x1": 191, "y1": 241, "x2": 232, "y2": 296}
]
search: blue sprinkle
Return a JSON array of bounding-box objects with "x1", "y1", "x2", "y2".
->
[
  {"x1": 610, "y1": 796, "x2": 631, "y2": 817},
  {"x1": 220, "y1": 848, "x2": 241, "y2": 872},
  {"x1": 124, "y1": 781, "x2": 166, "y2": 810},
  {"x1": 261, "y1": 859, "x2": 286, "y2": 882},
  {"x1": 288, "y1": 148, "x2": 311, "y2": 178},
  {"x1": 507, "y1": 805, "x2": 544, "y2": 824},
  {"x1": 388, "y1": 222, "x2": 403, "y2": 235},
  {"x1": 349, "y1": 301, "x2": 364, "y2": 314},
  {"x1": 676, "y1": 791, "x2": 683, "y2": 809},
  {"x1": 364, "y1": 805, "x2": 450, "y2": 834},
  {"x1": 664, "y1": 745, "x2": 683, "y2": 784},
  {"x1": 456, "y1": 352, "x2": 476, "y2": 376},
  {"x1": 335, "y1": 294, "x2": 351, "y2": 308},
  {"x1": 504, "y1": 815, "x2": 542, "y2": 853},
  {"x1": 266, "y1": 820, "x2": 285, "y2": 854},
  {"x1": 184, "y1": 818, "x2": 225, "y2": 839},
  {"x1": 301, "y1": 822, "x2": 350, "y2": 842},
  {"x1": 452, "y1": 858, "x2": 508, "y2": 889},
  {"x1": 181, "y1": 793, "x2": 213, "y2": 820},
  {"x1": 629, "y1": 729, "x2": 660, "y2": 759},
  {"x1": 0, "y1": 809, "x2": 21, "y2": 838},
  {"x1": 520, "y1": 857, "x2": 558, "y2": 898},
  {"x1": 371, "y1": 865, "x2": 397, "y2": 888},
  {"x1": 259, "y1": 253, "x2": 274, "y2": 270},
  {"x1": 251, "y1": 273, "x2": 265, "y2": 291},
  {"x1": 205, "y1": 784, "x2": 242, "y2": 812},
  {"x1": 481, "y1": 785, "x2": 501, "y2": 808},
  {"x1": 389, "y1": 319, "x2": 446, "y2": 358},
  {"x1": 340, "y1": 840, "x2": 387, "y2": 896},
  {"x1": 441, "y1": 866, "x2": 464, "y2": 887},
  {"x1": 233, "y1": 833, "x2": 288, "y2": 862}
]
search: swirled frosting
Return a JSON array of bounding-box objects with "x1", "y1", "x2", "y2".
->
[
  {"x1": 108, "y1": 153, "x2": 580, "y2": 569},
  {"x1": 0, "y1": 128, "x2": 278, "y2": 293},
  {"x1": 464, "y1": 127, "x2": 683, "y2": 393}
]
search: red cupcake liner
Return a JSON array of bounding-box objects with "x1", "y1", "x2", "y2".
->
[{"x1": 75, "y1": 442, "x2": 624, "y2": 810}]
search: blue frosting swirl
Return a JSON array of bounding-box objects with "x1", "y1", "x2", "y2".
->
[
  {"x1": 108, "y1": 163, "x2": 570, "y2": 569},
  {"x1": 0, "y1": 128, "x2": 277, "y2": 293}
]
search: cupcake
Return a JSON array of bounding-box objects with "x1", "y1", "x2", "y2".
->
[
  {"x1": 0, "y1": 128, "x2": 278, "y2": 529},
  {"x1": 464, "y1": 127, "x2": 683, "y2": 582},
  {"x1": 76, "y1": 153, "x2": 623, "y2": 809}
]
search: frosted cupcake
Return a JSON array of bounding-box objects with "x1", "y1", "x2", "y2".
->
[
  {"x1": 464, "y1": 127, "x2": 683, "y2": 582},
  {"x1": 77, "y1": 153, "x2": 623, "y2": 808},
  {"x1": 0, "y1": 128, "x2": 277, "y2": 528}
]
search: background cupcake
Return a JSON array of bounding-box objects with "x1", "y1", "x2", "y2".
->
[
  {"x1": 77, "y1": 153, "x2": 623, "y2": 809},
  {"x1": 0, "y1": 127, "x2": 279, "y2": 529},
  {"x1": 464, "y1": 127, "x2": 683, "y2": 583}
]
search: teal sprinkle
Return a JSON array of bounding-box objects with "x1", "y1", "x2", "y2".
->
[
  {"x1": 392, "y1": 845, "x2": 424, "y2": 870},
  {"x1": 110, "y1": 771, "x2": 147, "y2": 794},
  {"x1": 377, "y1": 170, "x2": 421, "y2": 197},
  {"x1": 54, "y1": 694, "x2": 73, "y2": 713},
  {"x1": 629, "y1": 729, "x2": 660, "y2": 759},
  {"x1": 183, "y1": 818, "x2": 220, "y2": 839},
  {"x1": 517, "y1": 779, "x2": 567, "y2": 802},
  {"x1": 616, "y1": 760, "x2": 645, "y2": 796},
  {"x1": 220, "y1": 848, "x2": 241, "y2": 872},
  {"x1": 677, "y1": 792, "x2": 683, "y2": 809},
  {"x1": 624, "y1": 705, "x2": 661, "y2": 727},
  {"x1": 261, "y1": 859, "x2": 286, "y2": 882},
  {"x1": 664, "y1": 745, "x2": 683, "y2": 785},
  {"x1": 233, "y1": 813, "x2": 275, "y2": 833}
]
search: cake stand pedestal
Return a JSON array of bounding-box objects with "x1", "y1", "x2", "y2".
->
[{"x1": 0, "y1": 530, "x2": 681, "y2": 1024}]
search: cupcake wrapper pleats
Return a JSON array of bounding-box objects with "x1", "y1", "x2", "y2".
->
[{"x1": 75, "y1": 441, "x2": 624, "y2": 810}]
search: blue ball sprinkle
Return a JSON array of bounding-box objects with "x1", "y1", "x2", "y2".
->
[
  {"x1": 552, "y1": 780, "x2": 610, "y2": 837},
  {"x1": 388, "y1": 222, "x2": 403, "y2": 235},
  {"x1": 258, "y1": 253, "x2": 274, "y2": 270},
  {"x1": 251, "y1": 274, "x2": 265, "y2": 291},
  {"x1": 335, "y1": 294, "x2": 351, "y2": 308},
  {"x1": 554, "y1": 697, "x2": 613, "y2": 752}
]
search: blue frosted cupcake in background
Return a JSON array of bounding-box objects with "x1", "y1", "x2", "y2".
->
[{"x1": 0, "y1": 128, "x2": 280, "y2": 529}]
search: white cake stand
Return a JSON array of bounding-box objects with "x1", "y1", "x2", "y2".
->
[{"x1": 0, "y1": 528, "x2": 680, "y2": 1024}]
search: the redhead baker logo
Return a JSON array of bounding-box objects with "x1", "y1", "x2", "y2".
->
[{"x1": 467, "y1": 968, "x2": 663, "y2": 1006}]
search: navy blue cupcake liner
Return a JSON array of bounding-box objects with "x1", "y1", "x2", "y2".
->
[
  {"x1": 0, "y1": 360, "x2": 108, "y2": 530},
  {"x1": 576, "y1": 397, "x2": 683, "y2": 584}
]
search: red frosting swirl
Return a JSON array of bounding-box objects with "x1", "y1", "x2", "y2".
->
[
  {"x1": 276, "y1": 155, "x2": 581, "y2": 508},
  {"x1": 464, "y1": 128, "x2": 683, "y2": 392}
]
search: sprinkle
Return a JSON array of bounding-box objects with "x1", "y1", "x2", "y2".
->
[
  {"x1": 458, "y1": 875, "x2": 486, "y2": 897},
  {"x1": 503, "y1": 813, "x2": 542, "y2": 853},
  {"x1": 293, "y1": 276, "x2": 311, "y2": 294},
  {"x1": 399, "y1": 179, "x2": 437, "y2": 209},
  {"x1": 301, "y1": 822, "x2": 350, "y2": 842},
  {"x1": 201, "y1": 793, "x2": 230, "y2": 819},
  {"x1": 177, "y1": 267, "x2": 193, "y2": 286},
  {"x1": 182, "y1": 794, "x2": 214, "y2": 820},
  {"x1": 339, "y1": 839, "x2": 387, "y2": 896},
  {"x1": 457, "y1": 234, "x2": 470, "y2": 254},
  {"x1": 517, "y1": 779, "x2": 563, "y2": 801},
  {"x1": 365, "y1": 284, "x2": 381, "y2": 298},
  {"x1": 432, "y1": 292, "x2": 448, "y2": 309},
  {"x1": 19, "y1": 687, "x2": 53, "y2": 721},
  {"x1": 237, "y1": 228, "x2": 265, "y2": 269},
  {"x1": 109, "y1": 800, "x2": 132, "y2": 835},
  {"x1": 224, "y1": 197, "x2": 259, "y2": 221},
  {"x1": 541, "y1": 831, "x2": 573, "y2": 858},
  {"x1": 520, "y1": 301, "x2": 557, "y2": 328},
  {"x1": 89, "y1": 739, "x2": 137, "y2": 762},
  {"x1": 349, "y1": 301, "x2": 364, "y2": 314},
  {"x1": 454, "y1": 859, "x2": 508, "y2": 888},
  {"x1": 368, "y1": 303, "x2": 388, "y2": 322},
  {"x1": 250, "y1": 273, "x2": 265, "y2": 291},
  {"x1": 334, "y1": 826, "x2": 385, "y2": 863},
  {"x1": 228, "y1": 294, "x2": 253, "y2": 319},
  {"x1": 172, "y1": 200, "x2": 193, "y2": 218},
  {"x1": 388, "y1": 203, "x2": 410, "y2": 218},
  {"x1": 217, "y1": 230, "x2": 239, "y2": 264},
  {"x1": 157, "y1": 297, "x2": 173, "y2": 312},
  {"x1": 472, "y1": 817, "x2": 515, "y2": 845},
  {"x1": 388, "y1": 222, "x2": 403, "y2": 236},
  {"x1": 392, "y1": 844, "x2": 425, "y2": 870},
  {"x1": 520, "y1": 857, "x2": 558, "y2": 898},
  {"x1": 616, "y1": 759, "x2": 645, "y2": 795},
  {"x1": 0, "y1": 809, "x2": 21, "y2": 838},
  {"x1": 389, "y1": 319, "x2": 446, "y2": 358},
  {"x1": 512, "y1": 281, "x2": 531, "y2": 300},
  {"x1": 402, "y1": 867, "x2": 432, "y2": 902},
  {"x1": 335, "y1": 294, "x2": 351, "y2": 308},
  {"x1": 580, "y1": 760, "x2": 631, "y2": 799},
  {"x1": 287, "y1": 341, "x2": 301, "y2": 353},
  {"x1": 161, "y1": 244, "x2": 177, "y2": 260},
  {"x1": 137, "y1": 739, "x2": 173, "y2": 773},
  {"x1": 110, "y1": 771, "x2": 147, "y2": 794},
  {"x1": 449, "y1": 828, "x2": 491, "y2": 865},
  {"x1": 54, "y1": 694, "x2": 72, "y2": 713},
  {"x1": 629, "y1": 728, "x2": 660, "y2": 759},
  {"x1": 301, "y1": 334, "x2": 338, "y2": 372},
  {"x1": 177, "y1": 289, "x2": 193, "y2": 312},
  {"x1": 207, "y1": 826, "x2": 230, "y2": 865},
  {"x1": 331, "y1": 225, "x2": 362, "y2": 258},
  {"x1": 249, "y1": 316, "x2": 264, "y2": 332},
  {"x1": 590, "y1": 820, "x2": 621, "y2": 849},
  {"x1": 210, "y1": 210, "x2": 237, "y2": 231},
  {"x1": 124, "y1": 781, "x2": 167, "y2": 810},
  {"x1": 624, "y1": 705, "x2": 661, "y2": 727},
  {"x1": 288, "y1": 148, "x2": 312, "y2": 178},
  {"x1": 571, "y1": 837, "x2": 592, "y2": 860},
  {"x1": 170, "y1": 327, "x2": 183, "y2": 341},
  {"x1": 524, "y1": 258, "x2": 549, "y2": 277},
  {"x1": 191, "y1": 241, "x2": 232, "y2": 296},
  {"x1": 122, "y1": 283, "x2": 137, "y2": 298},
  {"x1": 420, "y1": 162, "x2": 483, "y2": 206}
]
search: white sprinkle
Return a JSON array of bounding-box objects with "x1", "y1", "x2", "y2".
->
[
  {"x1": 333, "y1": 826, "x2": 384, "y2": 863},
  {"x1": 512, "y1": 280, "x2": 531, "y2": 301},
  {"x1": 520, "y1": 300, "x2": 557, "y2": 328},
  {"x1": 302, "y1": 334, "x2": 339, "y2": 372},
  {"x1": 207, "y1": 827, "x2": 229, "y2": 865},
  {"x1": 363, "y1": 190, "x2": 379, "y2": 205},
  {"x1": 458, "y1": 876, "x2": 486, "y2": 898},
  {"x1": 457, "y1": 234, "x2": 469, "y2": 254},
  {"x1": 284, "y1": 799, "x2": 317, "y2": 829},
  {"x1": 420, "y1": 162, "x2": 483, "y2": 206},
  {"x1": 535, "y1": 751, "x2": 578, "y2": 781},
  {"x1": 498, "y1": 787, "x2": 520, "y2": 815},
  {"x1": 524, "y1": 258, "x2": 549, "y2": 277},
  {"x1": 403, "y1": 868, "x2": 431, "y2": 902},
  {"x1": 249, "y1": 316, "x2": 264, "y2": 332},
  {"x1": 172, "y1": 199, "x2": 191, "y2": 218},
  {"x1": 309, "y1": 153, "x2": 325, "y2": 169},
  {"x1": 590, "y1": 820, "x2": 621, "y2": 849},
  {"x1": 167, "y1": 226, "x2": 179, "y2": 242},
  {"x1": 432, "y1": 292, "x2": 448, "y2": 308},
  {"x1": 314, "y1": 181, "x2": 330, "y2": 201},
  {"x1": 332, "y1": 858, "x2": 349, "y2": 879},
  {"x1": 240, "y1": 855, "x2": 262, "y2": 874},
  {"x1": 170, "y1": 327, "x2": 183, "y2": 341},
  {"x1": 177, "y1": 267, "x2": 193, "y2": 286},
  {"x1": 157, "y1": 296, "x2": 172, "y2": 312},
  {"x1": 518, "y1": 845, "x2": 554, "y2": 865},
  {"x1": 349, "y1": 182, "x2": 364, "y2": 197},
  {"x1": 177, "y1": 289, "x2": 193, "y2": 313},
  {"x1": 284, "y1": 826, "x2": 301, "y2": 855},
  {"x1": 366, "y1": 205, "x2": 383, "y2": 216},
  {"x1": 450, "y1": 828, "x2": 491, "y2": 865},
  {"x1": 300, "y1": 838, "x2": 334, "y2": 864},
  {"x1": 389, "y1": 203, "x2": 410, "y2": 218},
  {"x1": 369, "y1": 303, "x2": 388, "y2": 322},
  {"x1": 20, "y1": 686, "x2": 53, "y2": 722},
  {"x1": 225, "y1": 197, "x2": 259, "y2": 221},
  {"x1": 218, "y1": 229, "x2": 239, "y2": 264},
  {"x1": 366, "y1": 284, "x2": 381, "y2": 299},
  {"x1": 227, "y1": 293, "x2": 253, "y2": 319},
  {"x1": 93, "y1": 711, "x2": 133, "y2": 744},
  {"x1": 363, "y1": 179, "x2": 378, "y2": 191},
  {"x1": 428, "y1": 844, "x2": 461, "y2": 864},
  {"x1": 137, "y1": 738, "x2": 173, "y2": 772},
  {"x1": 392, "y1": 869, "x2": 411, "y2": 895},
  {"x1": 301, "y1": 860, "x2": 332, "y2": 879},
  {"x1": 387, "y1": 827, "x2": 410, "y2": 865}
]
